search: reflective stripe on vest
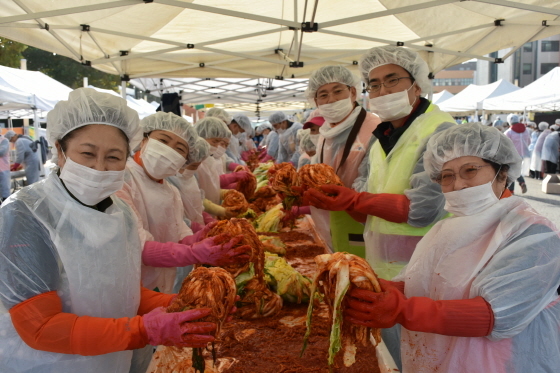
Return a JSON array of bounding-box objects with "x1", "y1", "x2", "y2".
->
[{"x1": 366, "y1": 104, "x2": 455, "y2": 236}]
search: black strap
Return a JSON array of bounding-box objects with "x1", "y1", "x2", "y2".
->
[{"x1": 320, "y1": 107, "x2": 368, "y2": 174}]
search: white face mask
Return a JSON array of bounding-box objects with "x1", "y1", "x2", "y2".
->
[
  {"x1": 179, "y1": 168, "x2": 197, "y2": 179},
  {"x1": 368, "y1": 83, "x2": 417, "y2": 122},
  {"x1": 444, "y1": 180, "x2": 501, "y2": 217},
  {"x1": 141, "y1": 138, "x2": 186, "y2": 180},
  {"x1": 59, "y1": 152, "x2": 125, "y2": 206},
  {"x1": 209, "y1": 145, "x2": 226, "y2": 160},
  {"x1": 310, "y1": 134, "x2": 320, "y2": 146},
  {"x1": 277, "y1": 128, "x2": 286, "y2": 135},
  {"x1": 318, "y1": 96, "x2": 354, "y2": 124}
]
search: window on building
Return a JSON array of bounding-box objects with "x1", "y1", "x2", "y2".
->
[
  {"x1": 541, "y1": 40, "x2": 560, "y2": 52},
  {"x1": 523, "y1": 63, "x2": 532, "y2": 75},
  {"x1": 541, "y1": 63, "x2": 558, "y2": 75},
  {"x1": 523, "y1": 43, "x2": 533, "y2": 52}
]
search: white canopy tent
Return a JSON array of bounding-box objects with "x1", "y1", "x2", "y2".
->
[
  {"x1": 1, "y1": 0, "x2": 560, "y2": 85},
  {"x1": 438, "y1": 79, "x2": 520, "y2": 114},
  {"x1": 87, "y1": 85, "x2": 157, "y2": 118},
  {"x1": 432, "y1": 89, "x2": 454, "y2": 105},
  {"x1": 483, "y1": 67, "x2": 560, "y2": 112}
]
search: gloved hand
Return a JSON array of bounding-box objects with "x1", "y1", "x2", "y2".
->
[
  {"x1": 219, "y1": 171, "x2": 250, "y2": 189},
  {"x1": 345, "y1": 281, "x2": 494, "y2": 337},
  {"x1": 303, "y1": 184, "x2": 358, "y2": 211},
  {"x1": 189, "y1": 221, "x2": 204, "y2": 234},
  {"x1": 180, "y1": 221, "x2": 217, "y2": 246},
  {"x1": 142, "y1": 307, "x2": 216, "y2": 347},
  {"x1": 203, "y1": 199, "x2": 232, "y2": 218},
  {"x1": 202, "y1": 211, "x2": 216, "y2": 225},
  {"x1": 143, "y1": 234, "x2": 251, "y2": 267},
  {"x1": 10, "y1": 163, "x2": 22, "y2": 171}
]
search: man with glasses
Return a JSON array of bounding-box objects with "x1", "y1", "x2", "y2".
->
[
  {"x1": 303, "y1": 65, "x2": 380, "y2": 254},
  {"x1": 304, "y1": 46, "x2": 456, "y2": 280}
]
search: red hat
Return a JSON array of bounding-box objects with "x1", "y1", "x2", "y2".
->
[{"x1": 303, "y1": 116, "x2": 325, "y2": 129}]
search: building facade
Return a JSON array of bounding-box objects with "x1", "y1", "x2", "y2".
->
[{"x1": 432, "y1": 61, "x2": 476, "y2": 94}]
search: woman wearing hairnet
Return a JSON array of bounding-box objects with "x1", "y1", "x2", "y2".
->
[
  {"x1": 0, "y1": 89, "x2": 222, "y2": 373},
  {"x1": 259, "y1": 122, "x2": 280, "y2": 160},
  {"x1": 304, "y1": 46, "x2": 456, "y2": 280},
  {"x1": 231, "y1": 114, "x2": 256, "y2": 153},
  {"x1": 529, "y1": 121, "x2": 549, "y2": 179},
  {"x1": 268, "y1": 111, "x2": 303, "y2": 164},
  {"x1": 304, "y1": 65, "x2": 380, "y2": 254},
  {"x1": 206, "y1": 107, "x2": 244, "y2": 166},
  {"x1": 116, "y1": 112, "x2": 250, "y2": 294},
  {"x1": 297, "y1": 129, "x2": 316, "y2": 169},
  {"x1": 345, "y1": 123, "x2": 560, "y2": 373}
]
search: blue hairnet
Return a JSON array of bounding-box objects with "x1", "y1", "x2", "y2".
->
[
  {"x1": 268, "y1": 111, "x2": 287, "y2": 125},
  {"x1": 47, "y1": 88, "x2": 140, "y2": 147},
  {"x1": 206, "y1": 107, "x2": 232, "y2": 125},
  {"x1": 194, "y1": 117, "x2": 232, "y2": 139},
  {"x1": 424, "y1": 122, "x2": 522, "y2": 184},
  {"x1": 359, "y1": 46, "x2": 431, "y2": 96},
  {"x1": 232, "y1": 114, "x2": 254, "y2": 137}
]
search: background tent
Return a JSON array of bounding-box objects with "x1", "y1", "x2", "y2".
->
[
  {"x1": 432, "y1": 90, "x2": 453, "y2": 105},
  {"x1": 88, "y1": 86, "x2": 156, "y2": 118},
  {"x1": 483, "y1": 67, "x2": 560, "y2": 112},
  {"x1": 438, "y1": 79, "x2": 520, "y2": 114},
  {"x1": 1, "y1": 0, "x2": 560, "y2": 81}
]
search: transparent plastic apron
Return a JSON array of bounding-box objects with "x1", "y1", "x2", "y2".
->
[{"x1": 0, "y1": 173, "x2": 143, "y2": 373}]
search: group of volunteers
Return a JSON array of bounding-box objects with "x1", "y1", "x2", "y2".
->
[{"x1": 0, "y1": 44, "x2": 559, "y2": 373}]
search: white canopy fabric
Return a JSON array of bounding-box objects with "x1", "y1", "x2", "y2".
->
[
  {"x1": 88, "y1": 85, "x2": 156, "y2": 118},
  {"x1": 0, "y1": 64, "x2": 71, "y2": 111},
  {"x1": 483, "y1": 67, "x2": 560, "y2": 112},
  {"x1": 1, "y1": 0, "x2": 560, "y2": 82},
  {"x1": 438, "y1": 79, "x2": 520, "y2": 114},
  {"x1": 432, "y1": 89, "x2": 453, "y2": 105}
]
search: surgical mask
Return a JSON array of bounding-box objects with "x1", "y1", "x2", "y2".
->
[
  {"x1": 310, "y1": 134, "x2": 320, "y2": 146},
  {"x1": 443, "y1": 178, "x2": 501, "y2": 217},
  {"x1": 141, "y1": 138, "x2": 186, "y2": 180},
  {"x1": 318, "y1": 97, "x2": 354, "y2": 124},
  {"x1": 209, "y1": 145, "x2": 226, "y2": 160},
  {"x1": 277, "y1": 128, "x2": 286, "y2": 135},
  {"x1": 59, "y1": 151, "x2": 124, "y2": 206},
  {"x1": 368, "y1": 84, "x2": 416, "y2": 122},
  {"x1": 179, "y1": 168, "x2": 197, "y2": 179},
  {"x1": 236, "y1": 132, "x2": 247, "y2": 140}
]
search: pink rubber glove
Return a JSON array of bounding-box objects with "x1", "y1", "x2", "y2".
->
[
  {"x1": 142, "y1": 307, "x2": 216, "y2": 347},
  {"x1": 189, "y1": 221, "x2": 204, "y2": 234},
  {"x1": 142, "y1": 234, "x2": 251, "y2": 267},
  {"x1": 227, "y1": 162, "x2": 249, "y2": 172},
  {"x1": 202, "y1": 211, "x2": 216, "y2": 225},
  {"x1": 344, "y1": 280, "x2": 494, "y2": 337},
  {"x1": 219, "y1": 172, "x2": 250, "y2": 188},
  {"x1": 180, "y1": 221, "x2": 217, "y2": 246}
]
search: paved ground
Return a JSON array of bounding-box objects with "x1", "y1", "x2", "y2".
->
[{"x1": 512, "y1": 176, "x2": 560, "y2": 228}]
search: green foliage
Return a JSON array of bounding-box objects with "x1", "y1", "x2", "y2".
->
[
  {"x1": 22, "y1": 46, "x2": 120, "y2": 90},
  {"x1": 0, "y1": 37, "x2": 28, "y2": 67}
]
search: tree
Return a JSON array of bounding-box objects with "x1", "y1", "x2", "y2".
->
[
  {"x1": 0, "y1": 37, "x2": 27, "y2": 67},
  {"x1": 22, "y1": 46, "x2": 120, "y2": 90}
]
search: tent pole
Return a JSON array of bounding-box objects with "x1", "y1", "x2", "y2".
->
[{"x1": 121, "y1": 81, "x2": 127, "y2": 99}]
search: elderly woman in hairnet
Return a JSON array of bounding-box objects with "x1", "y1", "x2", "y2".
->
[
  {"x1": 304, "y1": 46, "x2": 456, "y2": 279},
  {"x1": 0, "y1": 89, "x2": 224, "y2": 373},
  {"x1": 345, "y1": 123, "x2": 560, "y2": 373},
  {"x1": 116, "y1": 112, "x2": 250, "y2": 295},
  {"x1": 268, "y1": 111, "x2": 303, "y2": 164}
]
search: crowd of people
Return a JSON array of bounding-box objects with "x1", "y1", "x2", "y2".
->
[{"x1": 0, "y1": 45, "x2": 559, "y2": 373}]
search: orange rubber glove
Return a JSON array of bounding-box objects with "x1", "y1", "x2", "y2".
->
[{"x1": 345, "y1": 280, "x2": 494, "y2": 337}]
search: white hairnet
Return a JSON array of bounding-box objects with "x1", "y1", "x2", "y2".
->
[
  {"x1": 551, "y1": 125, "x2": 560, "y2": 131},
  {"x1": 268, "y1": 111, "x2": 287, "y2": 125},
  {"x1": 538, "y1": 121, "x2": 549, "y2": 131},
  {"x1": 188, "y1": 137, "x2": 210, "y2": 164},
  {"x1": 4, "y1": 130, "x2": 16, "y2": 140},
  {"x1": 305, "y1": 65, "x2": 362, "y2": 104},
  {"x1": 194, "y1": 117, "x2": 232, "y2": 139},
  {"x1": 140, "y1": 112, "x2": 204, "y2": 163},
  {"x1": 47, "y1": 88, "x2": 141, "y2": 148},
  {"x1": 424, "y1": 122, "x2": 522, "y2": 184},
  {"x1": 555, "y1": 119, "x2": 560, "y2": 125},
  {"x1": 206, "y1": 107, "x2": 232, "y2": 125},
  {"x1": 359, "y1": 46, "x2": 431, "y2": 96},
  {"x1": 256, "y1": 123, "x2": 273, "y2": 134},
  {"x1": 507, "y1": 114, "x2": 519, "y2": 125},
  {"x1": 300, "y1": 130, "x2": 316, "y2": 153},
  {"x1": 232, "y1": 114, "x2": 254, "y2": 137}
]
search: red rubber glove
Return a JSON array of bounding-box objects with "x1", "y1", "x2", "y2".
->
[
  {"x1": 142, "y1": 234, "x2": 251, "y2": 267},
  {"x1": 303, "y1": 184, "x2": 358, "y2": 211},
  {"x1": 180, "y1": 221, "x2": 217, "y2": 246},
  {"x1": 345, "y1": 280, "x2": 494, "y2": 337},
  {"x1": 142, "y1": 307, "x2": 215, "y2": 347},
  {"x1": 10, "y1": 163, "x2": 21, "y2": 171}
]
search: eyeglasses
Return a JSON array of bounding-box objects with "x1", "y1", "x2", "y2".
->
[
  {"x1": 316, "y1": 86, "x2": 351, "y2": 102},
  {"x1": 366, "y1": 76, "x2": 414, "y2": 93},
  {"x1": 435, "y1": 164, "x2": 492, "y2": 186}
]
